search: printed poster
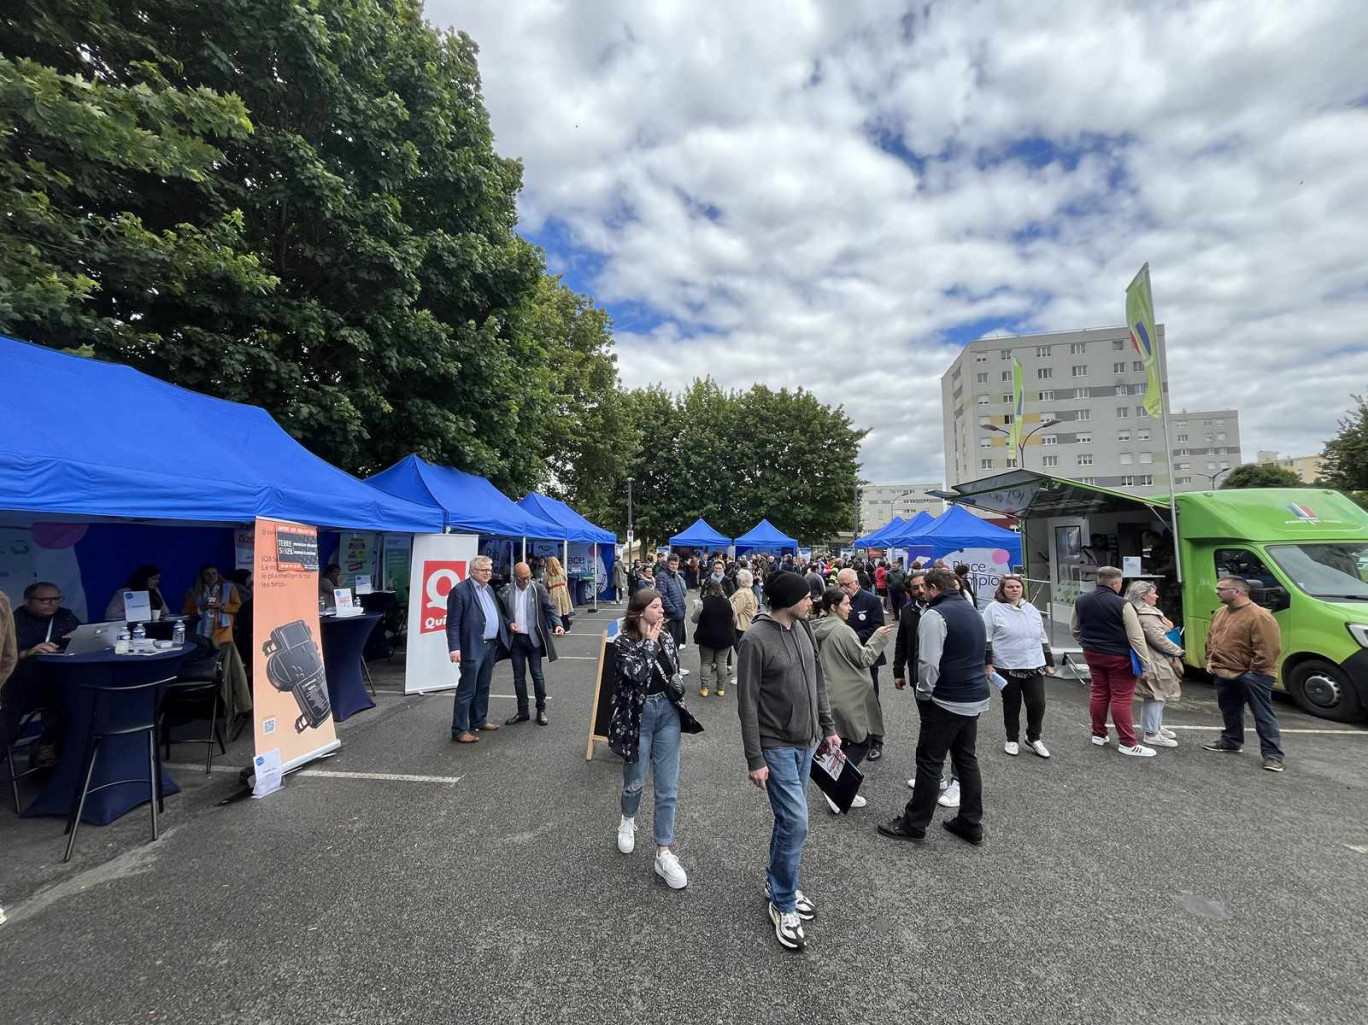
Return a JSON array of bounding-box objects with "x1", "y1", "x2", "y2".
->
[
  {"x1": 382, "y1": 533, "x2": 411, "y2": 600},
  {"x1": 252, "y1": 517, "x2": 340, "y2": 773},
  {"x1": 405, "y1": 532, "x2": 480, "y2": 694},
  {"x1": 337, "y1": 531, "x2": 377, "y2": 588}
]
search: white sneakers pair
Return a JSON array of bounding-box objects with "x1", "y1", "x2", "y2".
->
[
  {"x1": 616, "y1": 816, "x2": 687, "y2": 888},
  {"x1": 1004, "y1": 739, "x2": 1052, "y2": 758},
  {"x1": 1093, "y1": 729, "x2": 1169, "y2": 757},
  {"x1": 905, "y1": 774, "x2": 959, "y2": 808}
]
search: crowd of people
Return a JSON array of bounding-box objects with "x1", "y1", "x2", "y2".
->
[{"x1": 603, "y1": 554, "x2": 1289, "y2": 952}]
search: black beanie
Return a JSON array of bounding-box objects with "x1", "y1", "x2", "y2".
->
[{"x1": 763, "y1": 570, "x2": 810, "y2": 610}]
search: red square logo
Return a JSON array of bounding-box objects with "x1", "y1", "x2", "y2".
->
[{"x1": 419, "y1": 560, "x2": 467, "y2": 634}]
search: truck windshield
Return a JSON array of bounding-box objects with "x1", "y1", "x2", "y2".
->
[{"x1": 1266, "y1": 543, "x2": 1368, "y2": 600}]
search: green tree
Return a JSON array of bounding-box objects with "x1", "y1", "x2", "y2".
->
[
  {"x1": 1219, "y1": 463, "x2": 1304, "y2": 489},
  {"x1": 1319, "y1": 395, "x2": 1368, "y2": 492}
]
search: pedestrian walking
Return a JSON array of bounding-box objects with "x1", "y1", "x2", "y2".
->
[
  {"x1": 609, "y1": 589, "x2": 704, "y2": 887},
  {"x1": 737, "y1": 571, "x2": 839, "y2": 951},
  {"x1": 874, "y1": 562, "x2": 888, "y2": 608},
  {"x1": 878, "y1": 569, "x2": 989, "y2": 845},
  {"x1": 981, "y1": 575, "x2": 1053, "y2": 759},
  {"x1": 1072, "y1": 566, "x2": 1155, "y2": 757},
  {"x1": 1124, "y1": 580, "x2": 1185, "y2": 749},
  {"x1": 544, "y1": 556, "x2": 574, "y2": 626},
  {"x1": 692, "y1": 580, "x2": 737, "y2": 697},
  {"x1": 1202, "y1": 577, "x2": 1285, "y2": 771},
  {"x1": 612, "y1": 557, "x2": 628, "y2": 603},
  {"x1": 811, "y1": 588, "x2": 894, "y2": 814},
  {"x1": 497, "y1": 562, "x2": 565, "y2": 726},
  {"x1": 837, "y1": 568, "x2": 886, "y2": 759},
  {"x1": 887, "y1": 561, "x2": 908, "y2": 618},
  {"x1": 729, "y1": 568, "x2": 757, "y2": 688},
  {"x1": 657, "y1": 554, "x2": 690, "y2": 670},
  {"x1": 446, "y1": 555, "x2": 510, "y2": 744}
]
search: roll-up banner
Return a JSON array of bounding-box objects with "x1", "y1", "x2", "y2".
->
[
  {"x1": 405, "y1": 533, "x2": 479, "y2": 694},
  {"x1": 252, "y1": 517, "x2": 340, "y2": 777}
]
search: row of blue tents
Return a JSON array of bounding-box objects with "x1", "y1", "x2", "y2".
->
[
  {"x1": 854, "y1": 507, "x2": 1021, "y2": 564},
  {"x1": 668, "y1": 517, "x2": 800, "y2": 554}
]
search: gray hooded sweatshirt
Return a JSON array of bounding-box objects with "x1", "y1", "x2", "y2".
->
[{"x1": 736, "y1": 611, "x2": 836, "y2": 771}]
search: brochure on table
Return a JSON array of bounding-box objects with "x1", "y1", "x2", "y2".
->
[
  {"x1": 121, "y1": 589, "x2": 152, "y2": 623},
  {"x1": 405, "y1": 532, "x2": 479, "y2": 694},
  {"x1": 354, "y1": 574, "x2": 373, "y2": 595},
  {"x1": 333, "y1": 588, "x2": 362, "y2": 616}
]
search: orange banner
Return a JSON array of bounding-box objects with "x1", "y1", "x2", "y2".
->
[{"x1": 252, "y1": 517, "x2": 339, "y2": 771}]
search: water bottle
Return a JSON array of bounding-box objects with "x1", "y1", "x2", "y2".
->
[
  {"x1": 172, "y1": 620, "x2": 186, "y2": 646},
  {"x1": 116, "y1": 628, "x2": 131, "y2": 655},
  {"x1": 132, "y1": 622, "x2": 147, "y2": 642}
]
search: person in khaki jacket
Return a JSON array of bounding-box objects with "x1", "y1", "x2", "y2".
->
[
  {"x1": 1203, "y1": 577, "x2": 1285, "y2": 772},
  {"x1": 0, "y1": 592, "x2": 17, "y2": 689},
  {"x1": 1124, "y1": 580, "x2": 1186, "y2": 748}
]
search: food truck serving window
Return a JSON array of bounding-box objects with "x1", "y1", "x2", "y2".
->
[{"x1": 1266, "y1": 543, "x2": 1368, "y2": 601}]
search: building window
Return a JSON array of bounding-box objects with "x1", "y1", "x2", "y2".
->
[
  {"x1": 1207, "y1": 462, "x2": 1217, "y2": 470},
  {"x1": 1120, "y1": 452, "x2": 1134, "y2": 465},
  {"x1": 975, "y1": 354, "x2": 988, "y2": 364},
  {"x1": 1112, "y1": 339, "x2": 1125, "y2": 351},
  {"x1": 978, "y1": 416, "x2": 992, "y2": 427},
  {"x1": 1177, "y1": 433, "x2": 1188, "y2": 442},
  {"x1": 1006, "y1": 457, "x2": 1018, "y2": 468},
  {"x1": 977, "y1": 395, "x2": 989, "y2": 405},
  {"x1": 1003, "y1": 413, "x2": 1014, "y2": 424},
  {"x1": 1133, "y1": 360, "x2": 1144, "y2": 373},
  {"x1": 1217, "y1": 432, "x2": 1227, "y2": 442},
  {"x1": 976, "y1": 373, "x2": 988, "y2": 384},
  {"x1": 1041, "y1": 435, "x2": 1057, "y2": 446},
  {"x1": 1202, "y1": 420, "x2": 1212, "y2": 427},
  {"x1": 1220, "y1": 461, "x2": 1230, "y2": 470},
  {"x1": 980, "y1": 439, "x2": 993, "y2": 448},
  {"x1": 1137, "y1": 407, "x2": 1150, "y2": 418},
  {"x1": 1076, "y1": 409, "x2": 1091, "y2": 421},
  {"x1": 1178, "y1": 462, "x2": 1190, "y2": 471},
  {"x1": 1121, "y1": 475, "x2": 1135, "y2": 487},
  {"x1": 1039, "y1": 411, "x2": 1055, "y2": 420},
  {"x1": 1002, "y1": 394, "x2": 1012, "y2": 403},
  {"x1": 1070, "y1": 342, "x2": 1087, "y2": 354},
  {"x1": 1002, "y1": 370, "x2": 1012, "y2": 382},
  {"x1": 1077, "y1": 454, "x2": 1094, "y2": 466},
  {"x1": 1078, "y1": 476, "x2": 1096, "y2": 484},
  {"x1": 1177, "y1": 475, "x2": 1192, "y2": 484},
  {"x1": 1077, "y1": 433, "x2": 1092, "y2": 444},
  {"x1": 1139, "y1": 474, "x2": 1154, "y2": 486},
  {"x1": 1113, "y1": 361, "x2": 1127, "y2": 374},
  {"x1": 1037, "y1": 367, "x2": 1053, "y2": 380},
  {"x1": 1215, "y1": 419, "x2": 1226, "y2": 428},
  {"x1": 1137, "y1": 428, "x2": 1150, "y2": 441},
  {"x1": 1041, "y1": 455, "x2": 1059, "y2": 467},
  {"x1": 980, "y1": 458, "x2": 993, "y2": 470},
  {"x1": 1036, "y1": 345, "x2": 1052, "y2": 357},
  {"x1": 1117, "y1": 430, "x2": 1131, "y2": 442},
  {"x1": 1001, "y1": 350, "x2": 1012, "y2": 360},
  {"x1": 1117, "y1": 406, "x2": 1130, "y2": 418},
  {"x1": 1039, "y1": 389, "x2": 1055, "y2": 401},
  {"x1": 1071, "y1": 364, "x2": 1088, "y2": 377}
]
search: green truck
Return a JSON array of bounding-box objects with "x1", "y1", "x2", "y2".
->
[{"x1": 938, "y1": 472, "x2": 1368, "y2": 722}]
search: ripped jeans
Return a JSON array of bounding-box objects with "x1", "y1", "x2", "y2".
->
[{"x1": 620, "y1": 693, "x2": 682, "y2": 847}]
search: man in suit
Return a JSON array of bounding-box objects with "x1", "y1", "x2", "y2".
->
[
  {"x1": 446, "y1": 555, "x2": 510, "y2": 743},
  {"x1": 498, "y1": 561, "x2": 565, "y2": 726},
  {"x1": 838, "y1": 567, "x2": 888, "y2": 759}
]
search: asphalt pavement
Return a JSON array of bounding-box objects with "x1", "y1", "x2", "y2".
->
[{"x1": 2, "y1": 603, "x2": 1367, "y2": 1025}]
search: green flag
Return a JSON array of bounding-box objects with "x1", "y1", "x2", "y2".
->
[
  {"x1": 1126, "y1": 263, "x2": 1163, "y2": 419},
  {"x1": 1009, "y1": 356, "x2": 1024, "y2": 456}
]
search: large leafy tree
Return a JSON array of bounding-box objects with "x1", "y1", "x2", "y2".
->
[
  {"x1": 1219, "y1": 463, "x2": 1304, "y2": 489},
  {"x1": 1319, "y1": 395, "x2": 1368, "y2": 492}
]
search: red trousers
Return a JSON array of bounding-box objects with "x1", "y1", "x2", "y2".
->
[{"x1": 1084, "y1": 651, "x2": 1137, "y2": 747}]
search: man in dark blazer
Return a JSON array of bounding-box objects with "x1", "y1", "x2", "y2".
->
[
  {"x1": 446, "y1": 555, "x2": 510, "y2": 743},
  {"x1": 838, "y1": 567, "x2": 888, "y2": 759},
  {"x1": 497, "y1": 561, "x2": 565, "y2": 726}
]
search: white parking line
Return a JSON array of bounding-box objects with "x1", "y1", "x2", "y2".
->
[
  {"x1": 1081, "y1": 723, "x2": 1368, "y2": 736},
  {"x1": 164, "y1": 763, "x2": 464, "y2": 784}
]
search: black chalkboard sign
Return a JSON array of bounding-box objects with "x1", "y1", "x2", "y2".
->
[{"x1": 585, "y1": 625, "x2": 619, "y2": 761}]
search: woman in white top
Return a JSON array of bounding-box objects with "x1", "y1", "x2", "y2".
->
[{"x1": 981, "y1": 574, "x2": 1054, "y2": 758}]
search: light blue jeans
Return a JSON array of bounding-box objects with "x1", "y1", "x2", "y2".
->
[
  {"x1": 762, "y1": 743, "x2": 817, "y2": 914},
  {"x1": 1141, "y1": 698, "x2": 1165, "y2": 736},
  {"x1": 620, "y1": 693, "x2": 681, "y2": 846}
]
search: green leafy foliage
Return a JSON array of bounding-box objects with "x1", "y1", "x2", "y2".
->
[
  {"x1": 1219, "y1": 463, "x2": 1305, "y2": 489},
  {"x1": 1318, "y1": 395, "x2": 1368, "y2": 493}
]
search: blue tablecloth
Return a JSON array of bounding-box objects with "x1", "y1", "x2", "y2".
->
[
  {"x1": 320, "y1": 613, "x2": 380, "y2": 722},
  {"x1": 25, "y1": 645, "x2": 195, "y2": 825}
]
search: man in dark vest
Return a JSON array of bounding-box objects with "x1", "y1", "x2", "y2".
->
[
  {"x1": 878, "y1": 569, "x2": 988, "y2": 845},
  {"x1": 1072, "y1": 565, "x2": 1155, "y2": 757}
]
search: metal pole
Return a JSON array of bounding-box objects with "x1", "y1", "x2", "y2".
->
[
  {"x1": 1156, "y1": 338, "x2": 1183, "y2": 585},
  {"x1": 627, "y1": 477, "x2": 634, "y2": 557}
]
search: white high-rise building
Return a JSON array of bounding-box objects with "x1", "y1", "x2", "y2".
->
[{"x1": 857, "y1": 480, "x2": 944, "y2": 536}]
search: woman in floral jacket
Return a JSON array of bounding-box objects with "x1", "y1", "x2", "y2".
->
[{"x1": 609, "y1": 588, "x2": 703, "y2": 889}]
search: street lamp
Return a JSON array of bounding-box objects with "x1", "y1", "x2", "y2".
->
[
  {"x1": 626, "y1": 476, "x2": 635, "y2": 554},
  {"x1": 985, "y1": 419, "x2": 1061, "y2": 468},
  {"x1": 1196, "y1": 467, "x2": 1231, "y2": 488}
]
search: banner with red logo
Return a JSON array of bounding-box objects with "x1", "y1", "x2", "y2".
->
[{"x1": 404, "y1": 533, "x2": 479, "y2": 694}]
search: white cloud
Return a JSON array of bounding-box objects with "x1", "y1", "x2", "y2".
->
[{"x1": 427, "y1": 0, "x2": 1368, "y2": 482}]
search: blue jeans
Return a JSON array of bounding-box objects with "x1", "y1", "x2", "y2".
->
[
  {"x1": 1215, "y1": 672, "x2": 1284, "y2": 760},
  {"x1": 1141, "y1": 698, "x2": 1165, "y2": 736},
  {"x1": 620, "y1": 694, "x2": 681, "y2": 846},
  {"x1": 451, "y1": 638, "x2": 500, "y2": 735},
  {"x1": 762, "y1": 743, "x2": 816, "y2": 914}
]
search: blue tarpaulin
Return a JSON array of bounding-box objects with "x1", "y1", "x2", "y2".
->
[
  {"x1": 364, "y1": 455, "x2": 564, "y2": 539},
  {"x1": 517, "y1": 493, "x2": 616, "y2": 543},
  {"x1": 0, "y1": 335, "x2": 443, "y2": 532},
  {"x1": 733, "y1": 518, "x2": 799, "y2": 553},
  {"x1": 854, "y1": 515, "x2": 903, "y2": 548},
  {"x1": 669, "y1": 518, "x2": 731, "y2": 548},
  {"x1": 880, "y1": 511, "x2": 938, "y2": 547},
  {"x1": 897, "y1": 505, "x2": 1021, "y2": 563}
]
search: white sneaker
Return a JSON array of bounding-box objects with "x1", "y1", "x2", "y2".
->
[
  {"x1": 1118, "y1": 743, "x2": 1157, "y2": 758},
  {"x1": 1091, "y1": 734, "x2": 1109, "y2": 746},
  {"x1": 654, "y1": 847, "x2": 687, "y2": 889},
  {"x1": 680, "y1": 668, "x2": 691, "y2": 677},
  {"x1": 1027, "y1": 739, "x2": 1051, "y2": 759},
  {"x1": 616, "y1": 815, "x2": 635, "y2": 854},
  {"x1": 769, "y1": 902, "x2": 806, "y2": 950},
  {"x1": 850, "y1": 793, "x2": 867, "y2": 809},
  {"x1": 1160, "y1": 727, "x2": 1177, "y2": 740},
  {"x1": 907, "y1": 775, "x2": 951, "y2": 791},
  {"x1": 1145, "y1": 732, "x2": 1178, "y2": 748},
  {"x1": 764, "y1": 885, "x2": 815, "y2": 921},
  {"x1": 1004, "y1": 741, "x2": 1020, "y2": 756},
  {"x1": 938, "y1": 781, "x2": 961, "y2": 808}
]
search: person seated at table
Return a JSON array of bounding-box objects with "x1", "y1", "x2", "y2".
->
[
  {"x1": 319, "y1": 564, "x2": 342, "y2": 605},
  {"x1": 1, "y1": 582, "x2": 82, "y2": 769},
  {"x1": 104, "y1": 564, "x2": 170, "y2": 621},
  {"x1": 182, "y1": 564, "x2": 241, "y2": 647}
]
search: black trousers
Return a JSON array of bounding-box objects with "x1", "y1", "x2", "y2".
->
[
  {"x1": 666, "y1": 618, "x2": 685, "y2": 647},
  {"x1": 900, "y1": 700, "x2": 982, "y2": 832},
  {"x1": 890, "y1": 590, "x2": 906, "y2": 617},
  {"x1": 1000, "y1": 672, "x2": 1046, "y2": 742},
  {"x1": 868, "y1": 666, "x2": 884, "y2": 749},
  {"x1": 509, "y1": 633, "x2": 547, "y2": 714},
  {"x1": 841, "y1": 736, "x2": 872, "y2": 768}
]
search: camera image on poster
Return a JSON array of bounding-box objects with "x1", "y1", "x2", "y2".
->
[{"x1": 262, "y1": 619, "x2": 332, "y2": 733}]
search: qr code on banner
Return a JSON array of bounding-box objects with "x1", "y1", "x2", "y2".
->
[{"x1": 263, "y1": 718, "x2": 277, "y2": 736}]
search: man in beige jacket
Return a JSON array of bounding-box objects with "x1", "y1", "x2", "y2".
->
[{"x1": 1203, "y1": 577, "x2": 1285, "y2": 772}]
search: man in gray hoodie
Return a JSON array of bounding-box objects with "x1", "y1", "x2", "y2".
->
[{"x1": 737, "y1": 571, "x2": 839, "y2": 952}]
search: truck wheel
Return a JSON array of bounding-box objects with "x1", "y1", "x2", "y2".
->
[{"x1": 1287, "y1": 659, "x2": 1364, "y2": 722}]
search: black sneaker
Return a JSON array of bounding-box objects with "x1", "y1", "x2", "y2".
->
[
  {"x1": 1202, "y1": 740, "x2": 1242, "y2": 753},
  {"x1": 866, "y1": 746, "x2": 883, "y2": 762},
  {"x1": 942, "y1": 817, "x2": 986, "y2": 846},
  {"x1": 877, "y1": 818, "x2": 926, "y2": 842},
  {"x1": 536, "y1": 710, "x2": 549, "y2": 726},
  {"x1": 764, "y1": 884, "x2": 815, "y2": 921},
  {"x1": 1262, "y1": 757, "x2": 1285, "y2": 772},
  {"x1": 768, "y1": 901, "x2": 806, "y2": 950}
]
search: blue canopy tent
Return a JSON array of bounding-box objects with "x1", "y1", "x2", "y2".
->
[
  {"x1": 518, "y1": 493, "x2": 617, "y2": 602},
  {"x1": 668, "y1": 518, "x2": 731, "y2": 550},
  {"x1": 733, "y1": 518, "x2": 799, "y2": 555},
  {"x1": 854, "y1": 515, "x2": 903, "y2": 548},
  {"x1": 880, "y1": 511, "x2": 937, "y2": 547},
  {"x1": 0, "y1": 335, "x2": 445, "y2": 617},
  {"x1": 364, "y1": 455, "x2": 564, "y2": 540},
  {"x1": 902, "y1": 505, "x2": 1021, "y2": 565}
]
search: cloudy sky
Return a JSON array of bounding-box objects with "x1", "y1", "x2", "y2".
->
[{"x1": 429, "y1": 0, "x2": 1368, "y2": 483}]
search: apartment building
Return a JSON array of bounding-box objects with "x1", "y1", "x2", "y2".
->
[
  {"x1": 940, "y1": 326, "x2": 1242, "y2": 498},
  {"x1": 1257, "y1": 450, "x2": 1325, "y2": 484},
  {"x1": 857, "y1": 480, "x2": 945, "y2": 535}
]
